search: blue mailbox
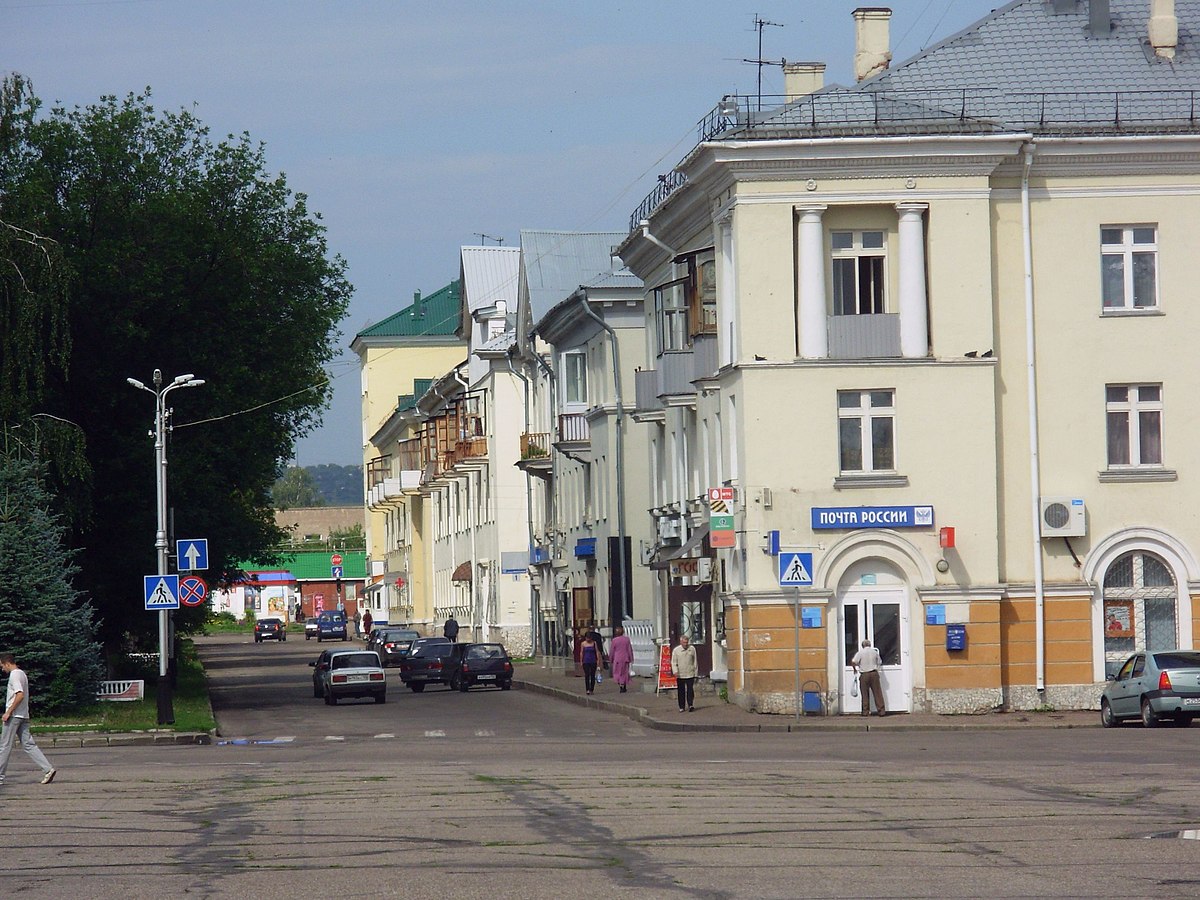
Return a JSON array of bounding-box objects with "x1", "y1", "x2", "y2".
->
[{"x1": 946, "y1": 624, "x2": 967, "y2": 651}]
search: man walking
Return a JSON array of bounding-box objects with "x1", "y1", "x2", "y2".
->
[
  {"x1": 670, "y1": 635, "x2": 699, "y2": 713},
  {"x1": 0, "y1": 653, "x2": 55, "y2": 785},
  {"x1": 851, "y1": 639, "x2": 886, "y2": 717}
]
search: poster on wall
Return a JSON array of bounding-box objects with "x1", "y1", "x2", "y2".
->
[{"x1": 1104, "y1": 600, "x2": 1134, "y2": 638}]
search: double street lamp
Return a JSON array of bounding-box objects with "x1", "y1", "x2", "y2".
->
[{"x1": 127, "y1": 369, "x2": 205, "y2": 725}]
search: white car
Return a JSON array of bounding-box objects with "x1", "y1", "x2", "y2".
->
[{"x1": 310, "y1": 649, "x2": 386, "y2": 705}]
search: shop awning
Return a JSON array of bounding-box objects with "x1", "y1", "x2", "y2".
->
[
  {"x1": 650, "y1": 524, "x2": 710, "y2": 571},
  {"x1": 451, "y1": 561, "x2": 473, "y2": 583}
]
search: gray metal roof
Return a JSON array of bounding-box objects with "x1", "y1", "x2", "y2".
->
[
  {"x1": 520, "y1": 230, "x2": 628, "y2": 324},
  {"x1": 460, "y1": 246, "x2": 521, "y2": 316}
]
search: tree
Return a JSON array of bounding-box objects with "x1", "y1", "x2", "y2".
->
[
  {"x1": 273, "y1": 466, "x2": 326, "y2": 508},
  {"x1": 0, "y1": 442, "x2": 104, "y2": 714},
  {"x1": 0, "y1": 78, "x2": 353, "y2": 647}
]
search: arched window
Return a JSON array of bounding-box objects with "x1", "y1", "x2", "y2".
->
[{"x1": 1102, "y1": 550, "x2": 1177, "y2": 675}]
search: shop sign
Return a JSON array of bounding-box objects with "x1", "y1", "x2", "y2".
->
[{"x1": 811, "y1": 505, "x2": 934, "y2": 530}]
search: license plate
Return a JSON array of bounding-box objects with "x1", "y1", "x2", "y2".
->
[
  {"x1": 1183, "y1": 698, "x2": 1200, "y2": 707},
  {"x1": 347, "y1": 674, "x2": 368, "y2": 682},
  {"x1": 478, "y1": 674, "x2": 496, "y2": 680}
]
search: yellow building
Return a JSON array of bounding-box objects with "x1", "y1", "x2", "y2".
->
[{"x1": 618, "y1": 0, "x2": 1200, "y2": 713}]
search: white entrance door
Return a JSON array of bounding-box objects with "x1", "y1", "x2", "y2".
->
[{"x1": 839, "y1": 590, "x2": 911, "y2": 714}]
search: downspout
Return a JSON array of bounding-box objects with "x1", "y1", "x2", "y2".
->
[
  {"x1": 1021, "y1": 141, "x2": 1046, "y2": 697},
  {"x1": 452, "y1": 366, "x2": 479, "y2": 639},
  {"x1": 639, "y1": 220, "x2": 678, "y2": 258},
  {"x1": 507, "y1": 350, "x2": 537, "y2": 656},
  {"x1": 533, "y1": 346, "x2": 563, "y2": 654},
  {"x1": 577, "y1": 291, "x2": 630, "y2": 628}
]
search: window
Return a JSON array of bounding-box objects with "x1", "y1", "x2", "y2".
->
[
  {"x1": 653, "y1": 278, "x2": 688, "y2": 353},
  {"x1": 832, "y1": 231, "x2": 886, "y2": 315},
  {"x1": 838, "y1": 390, "x2": 895, "y2": 472},
  {"x1": 1101, "y1": 226, "x2": 1157, "y2": 310},
  {"x1": 1106, "y1": 384, "x2": 1162, "y2": 467},
  {"x1": 1103, "y1": 551, "x2": 1177, "y2": 676},
  {"x1": 562, "y1": 351, "x2": 587, "y2": 406}
]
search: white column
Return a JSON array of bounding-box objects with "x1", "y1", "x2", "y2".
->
[
  {"x1": 897, "y1": 202, "x2": 930, "y2": 358},
  {"x1": 796, "y1": 205, "x2": 828, "y2": 359},
  {"x1": 718, "y1": 218, "x2": 736, "y2": 367}
]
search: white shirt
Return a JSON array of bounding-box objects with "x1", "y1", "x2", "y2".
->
[
  {"x1": 6, "y1": 667, "x2": 31, "y2": 719},
  {"x1": 852, "y1": 645, "x2": 882, "y2": 673}
]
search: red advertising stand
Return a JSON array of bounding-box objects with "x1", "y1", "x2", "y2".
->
[{"x1": 656, "y1": 644, "x2": 677, "y2": 695}]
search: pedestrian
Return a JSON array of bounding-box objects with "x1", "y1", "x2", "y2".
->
[
  {"x1": 443, "y1": 617, "x2": 459, "y2": 643},
  {"x1": 671, "y1": 635, "x2": 698, "y2": 713},
  {"x1": 851, "y1": 639, "x2": 886, "y2": 717},
  {"x1": 0, "y1": 653, "x2": 55, "y2": 786},
  {"x1": 609, "y1": 625, "x2": 633, "y2": 693},
  {"x1": 585, "y1": 623, "x2": 609, "y2": 671},
  {"x1": 353, "y1": 609, "x2": 362, "y2": 639},
  {"x1": 579, "y1": 631, "x2": 602, "y2": 695},
  {"x1": 362, "y1": 608, "x2": 373, "y2": 637}
]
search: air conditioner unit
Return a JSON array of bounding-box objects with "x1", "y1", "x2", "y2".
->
[
  {"x1": 1040, "y1": 496, "x2": 1086, "y2": 538},
  {"x1": 658, "y1": 517, "x2": 682, "y2": 545},
  {"x1": 639, "y1": 541, "x2": 655, "y2": 566},
  {"x1": 554, "y1": 572, "x2": 571, "y2": 592}
]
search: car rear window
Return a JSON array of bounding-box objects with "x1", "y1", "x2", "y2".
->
[
  {"x1": 415, "y1": 644, "x2": 452, "y2": 659},
  {"x1": 332, "y1": 653, "x2": 379, "y2": 669},
  {"x1": 1153, "y1": 652, "x2": 1200, "y2": 669},
  {"x1": 467, "y1": 645, "x2": 505, "y2": 660}
]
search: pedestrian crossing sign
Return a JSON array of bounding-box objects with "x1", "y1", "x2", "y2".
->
[
  {"x1": 144, "y1": 575, "x2": 180, "y2": 610},
  {"x1": 778, "y1": 552, "x2": 814, "y2": 587}
]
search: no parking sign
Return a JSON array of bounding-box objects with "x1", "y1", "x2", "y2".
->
[{"x1": 179, "y1": 575, "x2": 209, "y2": 607}]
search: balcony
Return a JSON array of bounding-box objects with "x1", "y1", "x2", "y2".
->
[
  {"x1": 634, "y1": 369, "x2": 663, "y2": 417},
  {"x1": 691, "y1": 333, "x2": 719, "y2": 382},
  {"x1": 827, "y1": 313, "x2": 901, "y2": 359},
  {"x1": 517, "y1": 431, "x2": 552, "y2": 478},
  {"x1": 659, "y1": 349, "x2": 696, "y2": 403},
  {"x1": 555, "y1": 413, "x2": 591, "y2": 461}
]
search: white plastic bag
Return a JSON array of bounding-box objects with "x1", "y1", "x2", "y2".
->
[
  {"x1": 850, "y1": 676, "x2": 859, "y2": 698},
  {"x1": 596, "y1": 672, "x2": 602, "y2": 683}
]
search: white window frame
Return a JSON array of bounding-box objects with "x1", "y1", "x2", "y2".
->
[
  {"x1": 838, "y1": 389, "x2": 896, "y2": 473},
  {"x1": 1101, "y1": 225, "x2": 1158, "y2": 311},
  {"x1": 831, "y1": 230, "x2": 887, "y2": 316},
  {"x1": 1106, "y1": 383, "x2": 1163, "y2": 468},
  {"x1": 653, "y1": 277, "x2": 689, "y2": 354},
  {"x1": 561, "y1": 350, "x2": 588, "y2": 409}
]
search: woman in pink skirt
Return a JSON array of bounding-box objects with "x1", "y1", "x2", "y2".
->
[{"x1": 608, "y1": 625, "x2": 634, "y2": 693}]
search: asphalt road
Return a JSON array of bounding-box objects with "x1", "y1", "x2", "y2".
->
[{"x1": 3, "y1": 633, "x2": 1199, "y2": 899}]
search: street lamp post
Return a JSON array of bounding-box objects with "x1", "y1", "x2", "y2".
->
[{"x1": 127, "y1": 369, "x2": 205, "y2": 725}]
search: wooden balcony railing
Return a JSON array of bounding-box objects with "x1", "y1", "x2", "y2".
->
[{"x1": 520, "y1": 432, "x2": 551, "y2": 460}]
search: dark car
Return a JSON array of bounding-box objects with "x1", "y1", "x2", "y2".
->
[
  {"x1": 316, "y1": 611, "x2": 348, "y2": 642},
  {"x1": 254, "y1": 618, "x2": 287, "y2": 643},
  {"x1": 398, "y1": 641, "x2": 455, "y2": 692},
  {"x1": 310, "y1": 649, "x2": 386, "y2": 705},
  {"x1": 369, "y1": 628, "x2": 422, "y2": 667},
  {"x1": 447, "y1": 642, "x2": 513, "y2": 692},
  {"x1": 1101, "y1": 649, "x2": 1200, "y2": 727}
]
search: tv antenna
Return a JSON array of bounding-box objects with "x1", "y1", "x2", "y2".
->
[
  {"x1": 743, "y1": 14, "x2": 785, "y2": 112},
  {"x1": 474, "y1": 233, "x2": 505, "y2": 245}
]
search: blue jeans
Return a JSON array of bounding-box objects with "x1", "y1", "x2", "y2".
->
[{"x1": 0, "y1": 717, "x2": 52, "y2": 782}]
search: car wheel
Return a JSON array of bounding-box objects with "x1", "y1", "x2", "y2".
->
[
  {"x1": 306, "y1": 634, "x2": 311, "y2": 640},
  {"x1": 410, "y1": 683, "x2": 425, "y2": 693},
  {"x1": 1100, "y1": 698, "x2": 1118, "y2": 728},
  {"x1": 375, "y1": 693, "x2": 386, "y2": 704},
  {"x1": 313, "y1": 682, "x2": 322, "y2": 699},
  {"x1": 500, "y1": 681, "x2": 512, "y2": 691},
  {"x1": 317, "y1": 636, "x2": 323, "y2": 643},
  {"x1": 1141, "y1": 697, "x2": 1160, "y2": 728},
  {"x1": 457, "y1": 676, "x2": 468, "y2": 693},
  {"x1": 324, "y1": 687, "x2": 334, "y2": 706}
]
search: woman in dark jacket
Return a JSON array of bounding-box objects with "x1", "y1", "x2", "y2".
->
[{"x1": 579, "y1": 633, "x2": 602, "y2": 695}]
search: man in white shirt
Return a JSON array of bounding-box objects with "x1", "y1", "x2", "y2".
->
[
  {"x1": 850, "y1": 639, "x2": 886, "y2": 717},
  {"x1": 0, "y1": 653, "x2": 56, "y2": 785}
]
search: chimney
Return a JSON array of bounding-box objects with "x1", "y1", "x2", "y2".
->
[
  {"x1": 1149, "y1": 0, "x2": 1179, "y2": 59},
  {"x1": 413, "y1": 289, "x2": 424, "y2": 319},
  {"x1": 853, "y1": 8, "x2": 892, "y2": 83},
  {"x1": 1089, "y1": 0, "x2": 1112, "y2": 36},
  {"x1": 784, "y1": 62, "x2": 826, "y2": 100}
]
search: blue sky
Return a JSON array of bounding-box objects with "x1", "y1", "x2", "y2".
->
[{"x1": 3, "y1": 0, "x2": 1005, "y2": 465}]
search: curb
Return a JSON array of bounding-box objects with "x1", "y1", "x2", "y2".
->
[
  {"x1": 513, "y1": 680, "x2": 1098, "y2": 732},
  {"x1": 41, "y1": 731, "x2": 212, "y2": 748}
]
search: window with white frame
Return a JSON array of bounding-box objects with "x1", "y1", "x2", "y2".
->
[
  {"x1": 838, "y1": 390, "x2": 895, "y2": 472},
  {"x1": 1101, "y1": 226, "x2": 1157, "y2": 310},
  {"x1": 653, "y1": 277, "x2": 688, "y2": 353},
  {"x1": 562, "y1": 350, "x2": 587, "y2": 407},
  {"x1": 1106, "y1": 384, "x2": 1162, "y2": 467},
  {"x1": 831, "y1": 231, "x2": 886, "y2": 316}
]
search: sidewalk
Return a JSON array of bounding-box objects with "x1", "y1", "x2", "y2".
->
[{"x1": 514, "y1": 662, "x2": 1099, "y2": 733}]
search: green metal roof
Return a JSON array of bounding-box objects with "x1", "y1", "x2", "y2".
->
[
  {"x1": 355, "y1": 280, "x2": 462, "y2": 339},
  {"x1": 243, "y1": 550, "x2": 368, "y2": 581}
]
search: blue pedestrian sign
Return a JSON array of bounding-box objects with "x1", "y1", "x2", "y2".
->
[
  {"x1": 177, "y1": 538, "x2": 209, "y2": 571},
  {"x1": 144, "y1": 575, "x2": 180, "y2": 610},
  {"x1": 331, "y1": 565, "x2": 344, "y2": 579},
  {"x1": 778, "y1": 552, "x2": 814, "y2": 587}
]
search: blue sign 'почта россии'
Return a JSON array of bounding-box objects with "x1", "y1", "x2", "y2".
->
[{"x1": 811, "y1": 505, "x2": 934, "y2": 530}]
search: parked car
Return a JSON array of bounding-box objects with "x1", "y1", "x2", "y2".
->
[
  {"x1": 310, "y1": 649, "x2": 386, "y2": 705},
  {"x1": 398, "y1": 641, "x2": 455, "y2": 692},
  {"x1": 254, "y1": 618, "x2": 287, "y2": 643},
  {"x1": 369, "y1": 628, "x2": 422, "y2": 667},
  {"x1": 408, "y1": 636, "x2": 451, "y2": 655},
  {"x1": 447, "y1": 642, "x2": 513, "y2": 692},
  {"x1": 316, "y1": 611, "x2": 348, "y2": 642},
  {"x1": 304, "y1": 618, "x2": 320, "y2": 640},
  {"x1": 1100, "y1": 649, "x2": 1200, "y2": 727}
]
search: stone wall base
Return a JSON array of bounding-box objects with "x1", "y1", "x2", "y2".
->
[
  {"x1": 1003, "y1": 683, "x2": 1102, "y2": 711},
  {"x1": 732, "y1": 684, "x2": 1102, "y2": 715}
]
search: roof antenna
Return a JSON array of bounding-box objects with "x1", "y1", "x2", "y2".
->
[
  {"x1": 473, "y1": 233, "x2": 504, "y2": 245},
  {"x1": 743, "y1": 14, "x2": 785, "y2": 113}
]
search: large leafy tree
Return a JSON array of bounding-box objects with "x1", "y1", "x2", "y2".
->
[
  {"x1": 272, "y1": 466, "x2": 327, "y2": 508},
  {"x1": 0, "y1": 77, "x2": 352, "y2": 647}
]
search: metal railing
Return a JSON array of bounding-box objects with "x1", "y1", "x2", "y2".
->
[
  {"x1": 366, "y1": 454, "x2": 391, "y2": 490},
  {"x1": 628, "y1": 170, "x2": 687, "y2": 233}
]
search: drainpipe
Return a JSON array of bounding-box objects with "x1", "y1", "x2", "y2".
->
[
  {"x1": 577, "y1": 291, "x2": 630, "y2": 628},
  {"x1": 1021, "y1": 142, "x2": 1047, "y2": 697},
  {"x1": 532, "y1": 346, "x2": 562, "y2": 655},
  {"x1": 639, "y1": 220, "x2": 678, "y2": 258},
  {"x1": 508, "y1": 350, "x2": 538, "y2": 656}
]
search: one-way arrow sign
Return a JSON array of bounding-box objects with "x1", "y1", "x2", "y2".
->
[{"x1": 177, "y1": 538, "x2": 208, "y2": 571}]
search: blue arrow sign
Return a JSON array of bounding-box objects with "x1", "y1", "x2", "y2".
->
[
  {"x1": 177, "y1": 538, "x2": 209, "y2": 571},
  {"x1": 144, "y1": 575, "x2": 180, "y2": 610},
  {"x1": 331, "y1": 565, "x2": 343, "y2": 579},
  {"x1": 778, "y1": 552, "x2": 814, "y2": 587}
]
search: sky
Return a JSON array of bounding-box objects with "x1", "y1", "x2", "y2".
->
[{"x1": 3, "y1": 0, "x2": 1006, "y2": 465}]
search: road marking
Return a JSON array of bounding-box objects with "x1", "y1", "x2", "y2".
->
[
  {"x1": 424, "y1": 729, "x2": 446, "y2": 738},
  {"x1": 524, "y1": 729, "x2": 543, "y2": 737},
  {"x1": 474, "y1": 729, "x2": 495, "y2": 737},
  {"x1": 324, "y1": 735, "x2": 345, "y2": 742},
  {"x1": 374, "y1": 733, "x2": 395, "y2": 739}
]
